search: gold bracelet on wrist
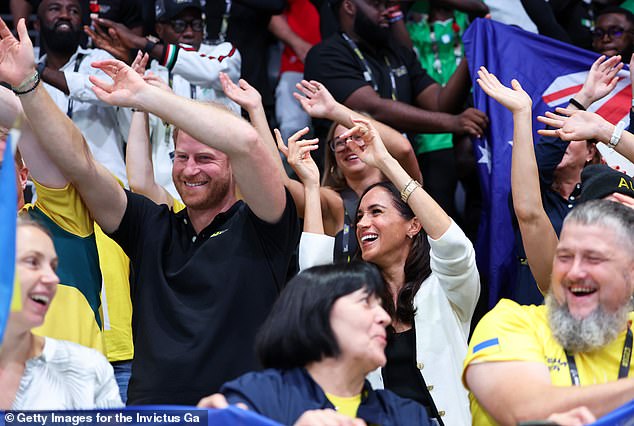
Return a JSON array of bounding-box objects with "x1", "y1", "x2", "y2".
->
[{"x1": 400, "y1": 179, "x2": 421, "y2": 203}]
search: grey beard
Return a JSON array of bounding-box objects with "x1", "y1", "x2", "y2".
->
[{"x1": 546, "y1": 294, "x2": 630, "y2": 354}]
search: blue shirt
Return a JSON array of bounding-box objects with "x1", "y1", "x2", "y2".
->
[{"x1": 221, "y1": 367, "x2": 431, "y2": 426}]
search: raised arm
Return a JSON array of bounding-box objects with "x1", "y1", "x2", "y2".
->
[
  {"x1": 476, "y1": 67, "x2": 557, "y2": 294},
  {"x1": 340, "y1": 118, "x2": 451, "y2": 239},
  {"x1": 294, "y1": 80, "x2": 422, "y2": 182},
  {"x1": 220, "y1": 73, "x2": 341, "y2": 230},
  {"x1": 0, "y1": 18, "x2": 126, "y2": 232},
  {"x1": 124, "y1": 52, "x2": 174, "y2": 207},
  {"x1": 538, "y1": 108, "x2": 634, "y2": 163},
  {"x1": 91, "y1": 58, "x2": 285, "y2": 223}
]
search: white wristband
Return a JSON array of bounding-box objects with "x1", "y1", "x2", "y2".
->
[
  {"x1": 608, "y1": 121, "x2": 626, "y2": 149},
  {"x1": 631, "y1": 98, "x2": 634, "y2": 108}
]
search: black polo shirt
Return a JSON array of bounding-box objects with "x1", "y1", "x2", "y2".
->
[{"x1": 109, "y1": 190, "x2": 300, "y2": 405}]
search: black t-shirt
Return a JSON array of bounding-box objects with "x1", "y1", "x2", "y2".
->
[
  {"x1": 304, "y1": 33, "x2": 435, "y2": 106},
  {"x1": 109, "y1": 190, "x2": 300, "y2": 405}
]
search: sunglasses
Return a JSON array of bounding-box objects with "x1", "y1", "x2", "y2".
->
[
  {"x1": 169, "y1": 19, "x2": 204, "y2": 33},
  {"x1": 592, "y1": 26, "x2": 626, "y2": 40}
]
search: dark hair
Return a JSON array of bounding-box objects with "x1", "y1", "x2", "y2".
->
[
  {"x1": 256, "y1": 261, "x2": 384, "y2": 369},
  {"x1": 597, "y1": 6, "x2": 634, "y2": 27},
  {"x1": 355, "y1": 182, "x2": 432, "y2": 325}
]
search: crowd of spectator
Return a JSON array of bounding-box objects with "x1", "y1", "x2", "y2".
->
[{"x1": 2, "y1": 0, "x2": 634, "y2": 425}]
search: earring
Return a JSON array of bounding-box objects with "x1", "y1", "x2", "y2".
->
[{"x1": 407, "y1": 234, "x2": 413, "y2": 239}]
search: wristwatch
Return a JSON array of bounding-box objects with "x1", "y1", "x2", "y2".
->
[{"x1": 143, "y1": 35, "x2": 160, "y2": 55}]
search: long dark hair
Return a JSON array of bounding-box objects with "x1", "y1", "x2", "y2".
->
[{"x1": 355, "y1": 182, "x2": 432, "y2": 325}]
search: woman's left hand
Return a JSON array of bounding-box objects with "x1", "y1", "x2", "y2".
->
[{"x1": 338, "y1": 117, "x2": 391, "y2": 170}]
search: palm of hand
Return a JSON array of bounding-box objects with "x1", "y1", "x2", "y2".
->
[
  {"x1": 493, "y1": 85, "x2": 531, "y2": 111},
  {"x1": 107, "y1": 68, "x2": 144, "y2": 104},
  {"x1": 297, "y1": 158, "x2": 319, "y2": 184},
  {"x1": 234, "y1": 88, "x2": 260, "y2": 110},
  {"x1": 584, "y1": 73, "x2": 612, "y2": 100},
  {"x1": 0, "y1": 37, "x2": 33, "y2": 86}
]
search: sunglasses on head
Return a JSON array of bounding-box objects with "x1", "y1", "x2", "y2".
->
[
  {"x1": 592, "y1": 26, "x2": 626, "y2": 39},
  {"x1": 169, "y1": 18, "x2": 204, "y2": 33}
]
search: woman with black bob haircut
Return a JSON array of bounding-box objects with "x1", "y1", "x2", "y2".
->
[{"x1": 198, "y1": 261, "x2": 432, "y2": 426}]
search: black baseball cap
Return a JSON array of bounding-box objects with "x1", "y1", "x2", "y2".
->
[{"x1": 155, "y1": 0, "x2": 202, "y2": 21}]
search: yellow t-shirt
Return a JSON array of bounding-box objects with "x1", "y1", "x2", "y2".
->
[
  {"x1": 325, "y1": 392, "x2": 361, "y2": 419},
  {"x1": 97, "y1": 224, "x2": 133, "y2": 362},
  {"x1": 23, "y1": 181, "x2": 105, "y2": 354},
  {"x1": 464, "y1": 299, "x2": 634, "y2": 426},
  {"x1": 24, "y1": 180, "x2": 134, "y2": 362}
]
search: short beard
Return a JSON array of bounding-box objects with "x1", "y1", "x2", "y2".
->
[
  {"x1": 40, "y1": 24, "x2": 81, "y2": 55},
  {"x1": 546, "y1": 293, "x2": 630, "y2": 354},
  {"x1": 353, "y1": 9, "x2": 390, "y2": 47}
]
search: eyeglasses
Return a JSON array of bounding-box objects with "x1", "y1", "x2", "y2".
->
[
  {"x1": 329, "y1": 135, "x2": 363, "y2": 152},
  {"x1": 169, "y1": 19, "x2": 204, "y2": 33},
  {"x1": 329, "y1": 136, "x2": 347, "y2": 152},
  {"x1": 592, "y1": 26, "x2": 626, "y2": 40}
]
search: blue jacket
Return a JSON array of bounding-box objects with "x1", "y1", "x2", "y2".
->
[{"x1": 221, "y1": 367, "x2": 431, "y2": 426}]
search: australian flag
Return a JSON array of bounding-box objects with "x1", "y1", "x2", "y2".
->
[{"x1": 463, "y1": 19, "x2": 632, "y2": 307}]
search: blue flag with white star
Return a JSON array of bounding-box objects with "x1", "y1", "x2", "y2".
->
[
  {"x1": 0, "y1": 133, "x2": 18, "y2": 344},
  {"x1": 463, "y1": 19, "x2": 631, "y2": 306}
]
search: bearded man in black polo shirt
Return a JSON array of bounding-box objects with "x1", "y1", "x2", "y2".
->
[{"x1": 0, "y1": 17, "x2": 299, "y2": 406}]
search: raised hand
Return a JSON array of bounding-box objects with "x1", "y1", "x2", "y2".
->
[
  {"x1": 90, "y1": 59, "x2": 147, "y2": 107},
  {"x1": 130, "y1": 51, "x2": 149, "y2": 76},
  {"x1": 84, "y1": 21, "x2": 131, "y2": 63},
  {"x1": 220, "y1": 72, "x2": 262, "y2": 112},
  {"x1": 92, "y1": 17, "x2": 143, "y2": 52},
  {"x1": 476, "y1": 66, "x2": 531, "y2": 114},
  {"x1": 293, "y1": 80, "x2": 338, "y2": 119},
  {"x1": 275, "y1": 127, "x2": 320, "y2": 186},
  {"x1": 0, "y1": 18, "x2": 36, "y2": 87},
  {"x1": 576, "y1": 55, "x2": 622, "y2": 107},
  {"x1": 338, "y1": 117, "x2": 389, "y2": 170},
  {"x1": 537, "y1": 108, "x2": 612, "y2": 142},
  {"x1": 143, "y1": 72, "x2": 172, "y2": 92}
]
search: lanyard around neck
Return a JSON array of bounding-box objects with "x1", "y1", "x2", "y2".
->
[
  {"x1": 340, "y1": 32, "x2": 397, "y2": 101},
  {"x1": 566, "y1": 327, "x2": 633, "y2": 386},
  {"x1": 66, "y1": 52, "x2": 86, "y2": 119}
]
